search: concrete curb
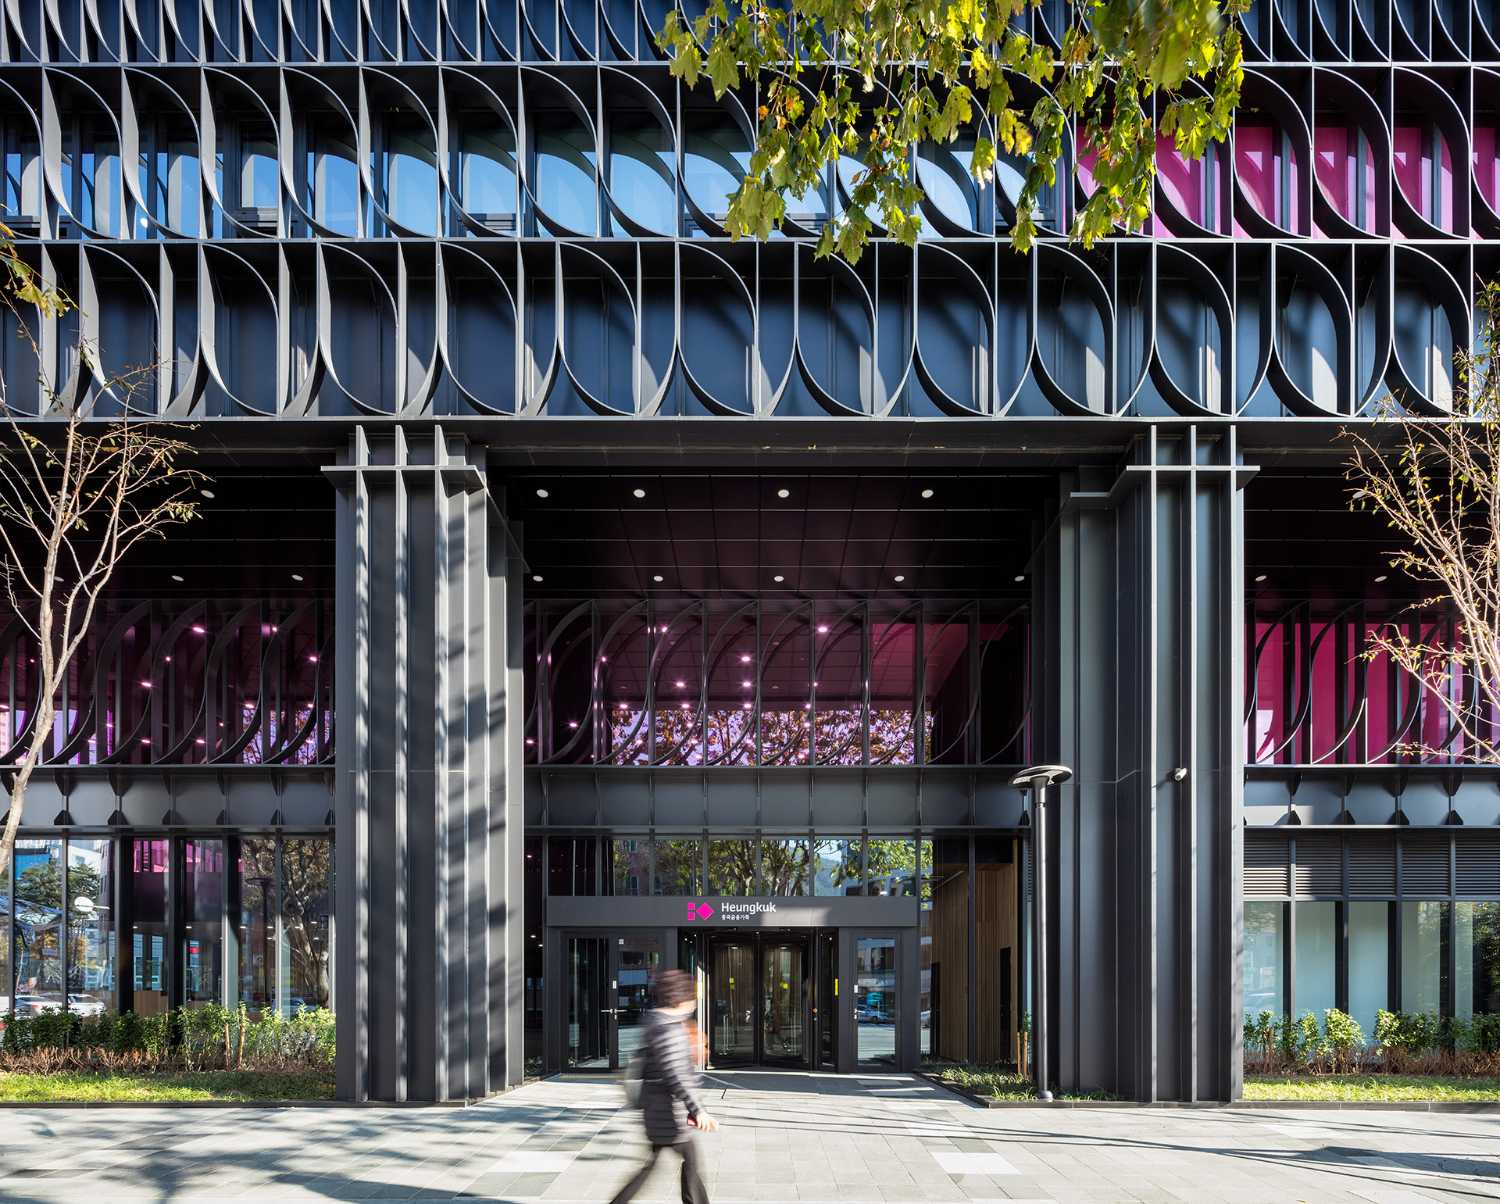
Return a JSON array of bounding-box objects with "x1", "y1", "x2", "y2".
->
[{"x1": 913, "y1": 1071, "x2": 1500, "y2": 1112}]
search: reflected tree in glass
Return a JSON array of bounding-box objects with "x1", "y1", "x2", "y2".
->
[
  {"x1": 283, "y1": 838, "x2": 333, "y2": 1012},
  {"x1": 761, "y1": 840, "x2": 811, "y2": 895},
  {"x1": 708, "y1": 839, "x2": 756, "y2": 895},
  {"x1": 866, "y1": 839, "x2": 917, "y2": 896},
  {"x1": 653, "y1": 839, "x2": 703, "y2": 895},
  {"x1": 66, "y1": 839, "x2": 114, "y2": 1012},
  {"x1": 13, "y1": 839, "x2": 63, "y2": 1010},
  {"x1": 813, "y1": 838, "x2": 861, "y2": 896}
]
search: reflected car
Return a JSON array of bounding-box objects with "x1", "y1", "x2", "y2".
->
[
  {"x1": 68, "y1": 994, "x2": 106, "y2": 1017},
  {"x1": 855, "y1": 1004, "x2": 894, "y2": 1024},
  {"x1": 12, "y1": 994, "x2": 62, "y2": 1016}
]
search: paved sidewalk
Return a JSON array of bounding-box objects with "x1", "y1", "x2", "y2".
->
[{"x1": 0, "y1": 1071, "x2": 1496, "y2": 1203}]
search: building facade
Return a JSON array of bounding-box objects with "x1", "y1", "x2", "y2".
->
[{"x1": 0, "y1": 0, "x2": 1497, "y2": 1103}]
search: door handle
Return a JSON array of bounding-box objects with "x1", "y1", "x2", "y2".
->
[{"x1": 601, "y1": 1008, "x2": 620, "y2": 1016}]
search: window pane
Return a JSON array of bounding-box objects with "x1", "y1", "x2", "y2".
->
[
  {"x1": 13, "y1": 838, "x2": 63, "y2": 1014},
  {"x1": 130, "y1": 839, "x2": 170, "y2": 1015},
  {"x1": 66, "y1": 839, "x2": 115, "y2": 1016},
  {"x1": 760, "y1": 839, "x2": 811, "y2": 896},
  {"x1": 608, "y1": 838, "x2": 649, "y2": 897},
  {"x1": 460, "y1": 125, "x2": 517, "y2": 222},
  {"x1": 813, "y1": 838, "x2": 861, "y2": 896},
  {"x1": 1400, "y1": 900, "x2": 1447, "y2": 1016},
  {"x1": 1457, "y1": 902, "x2": 1500, "y2": 1019},
  {"x1": 237, "y1": 837, "x2": 277, "y2": 1016},
  {"x1": 0, "y1": 852, "x2": 9, "y2": 1016},
  {"x1": 1348, "y1": 901, "x2": 1389, "y2": 1040},
  {"x1": 855, "y1": 936, "x2": 898, "y2": 1065},
  {"x1": 282, "y1": 838, "x2": 333, "y2": 1012},
  {"x1": 1293, "y1": 901, "x2": 1336, "y2": 1020},
  {"x1": 534, "y1": 124, "x2": 596, "y2": 235},
  {"x1": 1243, "y1": 900, "x2": 1285, "y2": 1017},
  {"x1": 181, "y1": 838, "x2": 225, "y2": 1007},
  {"x1": 919, "y1": 838, "x2": 933, "y2": 1058},
  {"x1": 653, "y1": 839, "x2": 702, "y2": 896},
  {"x1": 707, "y1": 838, "x2": 756, "y2": 896},
  {"x1": 385, "y1": 124, "x2": 437, "y2": 234},
  {"x1": 867, "y1": 839, "x2": 917, "y2": 897},
  {"x1": 925, "y1": 837, "x2": 970, "y2": 1060},
  {"x1": 547, "y1": 837, "x2": 596, "y2": 895}
]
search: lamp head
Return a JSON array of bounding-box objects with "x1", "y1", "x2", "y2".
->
[{"x1": 1010, "y1": 764, "x2": 1073, "y2": 789}]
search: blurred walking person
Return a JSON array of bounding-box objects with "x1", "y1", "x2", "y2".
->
[{"x1": 610, "y1": 968, "x2": 718, "y2": 1204}]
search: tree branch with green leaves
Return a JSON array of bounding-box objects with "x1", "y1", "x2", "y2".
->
[{"x1": 657, "y1": 0, "x2": 1246, "y2": 259}]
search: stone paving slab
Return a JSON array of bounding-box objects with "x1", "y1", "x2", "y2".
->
[{"x1": 0, "y1": 1073, "x2": 1496, "y2": 1202}]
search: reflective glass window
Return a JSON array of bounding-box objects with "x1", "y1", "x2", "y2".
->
[
  {"x1": 534, "y1": 121, "x2": 596, "y2": 235},
  {"x1": 653, "y1": 839, "x2": 703, "y2": 896},
  {"x1": 682, "y1": 118, "x2": 748, "y2": 228},
  {"x1": 307, "y1": 123, "x2": 360, "y2": 235},
  {"x1": 130, "y1": 839, "x2": 170, "y2": 1015},
  {"x1": 1348, "y1": 901, "x2": 1390, "y2": 1040},
  {"x1": 282, "y1": 837, "x2": 333, "y2": 1012},
  {"x1": 236, "y1": 837, "x2": 277, "y2": 1015},
  {"x1": 459, "y1": 123, "x2": 518, "y2": 228},
  {"x1": 384, "y1": 120, "x2": 438, "y2": 234},
  {"x1": 813, "y1": 838, "x2": 862, "y2": 897},
  {"x1": 0, "y1": 851, "x2": 9, "y2": 1015},
  {"x1": 1243, "y1": 900, "x2": 1285, "y2": 1017},
  {"x1": 609, "y1": 838, "x2": 649, "y2": 897},
  {"x1": 1293, "y1": 901, "x2": 1336, "y2": 1020},
  {"x1": 924, "y1": 837, "x2": 970, "y2": 1060},
  {"x1": 239, "y1": 122, "x2": 278, "y2": 210},
  {"x1": 866, "y1": 839, "x2": 917, "y2": 897},
  {"x1": 181, "y1": 838, "x2": 225, "y2": 1007},
  {"x1": 547, "y1": 836, "x2": 597, "y2": 896},
  {"x1": 760, "y1": 839, "x2": 811, "y2": 896},
  {"x1": 13, "y1": 839, "x2": 63, "y2": 1014},
  {"x1": 707, "y1": 838, "x2": 756, "y2": 896},
  {"x1": 1457, "y1": 902, "x2": 1500, "y2": 1019},
  {"x1": 1401, "y1": 900, "x2": 1447, "y2": 1017},
  {"x1": 66, "y1": 839, "x2": 114, "y2": 1015},
  {"x1": 607, "y1": 113, "x2": 675, "y2": 235},
  {"x1": 869, "y1": 614, "x2": 919, "y2": 765}
]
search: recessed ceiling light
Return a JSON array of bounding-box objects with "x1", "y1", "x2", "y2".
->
[
  {"x1": 773, "y1": 574, "x2": 785, "y2": 583},
  {"x1": 1014, "y1": 574, "x2": 1025, "y2": 583},
  {"x1": 535, "y1": 488, "x2": 551, "y2": 500},
  {"x1": 1254, "y1": 574, "x2": 1267, "y2": 583},
  {"x1": 893, "y1": 574, "x2": 906, "y2": 583},
  {"x1": 532, "y1": 574, "x2": 544, "y2": 583},
  {"x1": 632, "y1": 487, "x2": 646, "y2": 499},
  {"x1": 291, "y1": 573, "x2": 304, "y2": 582},
  {"x1": 653, "y1": 574, "x2": 664, "y2": 583},
  {"x1": 171, "y1": 574, "x2": 184, "y2": 583},
  {"x1": 675, "y1": 680, "x2": 686, "y2": 688},
  {"x1": 777, "y1": 488, "x2": 790, "y2": 499},
  {"x1": 921, "y1": 488, "x2": 935, "y2": 499},
  {"x1": 1374, "y1": 574, "x2": 1388, "y2": 583},
  {"x1": 817, "y1": 624, "x2": 829, "y2": 634},
  {"x1": 200, "y1": 488, "x2": 215, "y2": 500},
  {"x1": 741, "y1": 680, "x2": 752, "y2": 688},
  {"x1": 740, "y1": 654, "x2": 752, "y2": 664}
]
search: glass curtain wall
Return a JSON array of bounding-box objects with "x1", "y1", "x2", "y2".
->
[{"x1": 0, "y1": 834, "x2": 331, "y2": 1018}]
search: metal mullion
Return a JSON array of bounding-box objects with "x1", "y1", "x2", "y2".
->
[
  {"x1": 276, "y1": 835, "x2": 287, "y2": 1017},
  {"x1": 60, "y1": 836, "x2": 69, "y2": 1016},
  {"x1": 861, "y1": 601, "x2": 870, "y2": 767}
]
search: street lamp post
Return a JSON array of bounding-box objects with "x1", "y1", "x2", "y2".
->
[{"x1": 1010, "y1": 764, "x2": 1073, "y2": 1103}]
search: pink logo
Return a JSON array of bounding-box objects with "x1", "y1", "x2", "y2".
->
[{"x1": 687, "y1": 902, "x2": 714, "y2": 921}]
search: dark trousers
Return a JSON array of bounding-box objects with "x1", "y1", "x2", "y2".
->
[{"x1": 608, "y1": 1135, "x2": 709, "y2": 1204}]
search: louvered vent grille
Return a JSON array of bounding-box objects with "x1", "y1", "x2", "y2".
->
[
  {"x1": 1346, "y1": 838, "x2": 1397, "y2": 897},
  {"x1": 1401, "y1": 835, "x2": 1452, "y2": 896},
  {"x1": 1456, "y1": 835, "x2": 1500, "y2": 895},
  {"x1": 1293, "y1": 834, "x2": 1343, "y2": 896},
  {"x1": 1244, "y1": 832, "x2": 1290, "y2": 898}
]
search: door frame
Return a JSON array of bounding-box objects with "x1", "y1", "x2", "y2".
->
[{"x1": 846, "y1": 927, "x2": 917, "y2": 1071}]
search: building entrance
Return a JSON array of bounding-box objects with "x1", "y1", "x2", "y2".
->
[{"x1": 704, "y1": 932, "x2": 811, "y2": 1068}]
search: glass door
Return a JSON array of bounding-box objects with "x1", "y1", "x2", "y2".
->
[
  {"x1": 565, "y1": 936, "x2": 610, "y2": 1069},
  {"x1": 709, "y1": 939, "x2": 755, "y2": 1064},
  {"x1": 614, "y1": 934, "x2": 663, "y2": 1066},
  {"x1": 761, "y1": 938, "x2": 807, "y2": 1065},
  {"x1": 855, "y1": 934, "x2": 899, "y2": 1067}
]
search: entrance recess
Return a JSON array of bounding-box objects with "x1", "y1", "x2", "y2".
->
[{"x1": 705, "y1": 932, "x2": 810, "y2": 1067}]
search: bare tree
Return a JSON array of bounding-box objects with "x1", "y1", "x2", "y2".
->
[
  {"x1": 0, "y1": 230, "x2": 202, "y2": 877},
  {"x1": 1345, "y1": 281, "x2": 1500, "y2": 763}
]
